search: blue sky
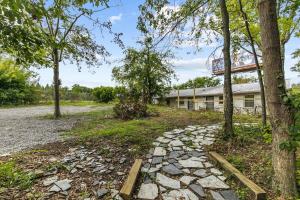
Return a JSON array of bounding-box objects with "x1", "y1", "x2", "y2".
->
[{"x1": 36, "y1": 0, "x2": 300, "y2": 88}]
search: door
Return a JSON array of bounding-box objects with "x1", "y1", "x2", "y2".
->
[
  {"x1": 188, "y1": 100, "x2": 194, "y2": 110},
  {"x1": 206, "y1": 96, "x2": 214, "y2": 110}
]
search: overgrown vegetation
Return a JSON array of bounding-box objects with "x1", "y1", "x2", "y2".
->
[
  {"x1": 0, "y1": 60, "x2": 40, "y2": 105},
  {"x1": 211, "y1": 123, "x2": 274, "y2": 199},
  {"x1": 0, "y1": 161, "x2": 36, "y2": 190}
]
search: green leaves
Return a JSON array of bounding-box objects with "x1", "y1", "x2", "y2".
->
[
  {"x1": 174, "y1": 76, "x2": 221, "y2": 89},
  {"x1": 113, "y1": 47, "x2": 175, "y2": 103}
]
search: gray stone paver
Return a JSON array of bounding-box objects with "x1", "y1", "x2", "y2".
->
[{"x1": 136, "y1": 124, "x2": 239, "y2": 200}]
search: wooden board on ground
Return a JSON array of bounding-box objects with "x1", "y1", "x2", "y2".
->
[
  {"x1": 209, "y1": 151, "x2": 266, "y2": 200},
  {"x1": 120, "y1": 159, "x2": 143, "y2": 200}
]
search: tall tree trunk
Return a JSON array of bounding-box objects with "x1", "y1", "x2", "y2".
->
[
  {"x1": 219, "y1": 0, "x2": 234, "y2": 139},
  {"x1": 238, "y1": 0, "x2": 267, "y2": 126},
  {"x1": 53, "y1": 48, "x2": 61, "y2": 118},
  {"x1": 258, "y1": 0, "x2": 297, "y2": 198}
]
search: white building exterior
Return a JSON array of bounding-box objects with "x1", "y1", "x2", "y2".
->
[{"x1": 160, "y1": 83, "x2": 263, "y2": 114}]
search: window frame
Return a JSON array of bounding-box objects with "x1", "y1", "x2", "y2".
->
[
  {"x1": 244, "y1": 94, "x2": 255, "y2": 108},
  {"x1": 179, "y1": 100, "x2": 185, "y2": 106},
  {"x1": 219, "y1": 96, "x2": 223, "y2": 105}
]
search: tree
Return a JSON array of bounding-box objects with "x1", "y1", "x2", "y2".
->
[
  {"x1": 113, "y1": 48, "x2": 175, "y2": 104},
  {"x1": 0, "y1": 0, "x2": 47, "y2": 66},
  {"x1": 232, "y1": 75, "x2": 257, "y2": 84},
  {"x1": 139, "y1": 0, "x2": 235, "y2": 138},
  {"x1": 0, "y1": 59, "x2": 40, "y2": 105},
  {"x1": 228, "y1": 0, "x2": 300, "y2": 74},
  {"x1": 236, "y1": 0, "x2": 267, "y2": 126},
  {"x1": 258, "y1": 0, "x2": 297, "y2": 198},
  {"x1": 2, "y1": 0, "x2": 123, "y2": 118},
  {"x1": 174, "y1": 76, "x2": 220, "y2": 89},
  {"x1": 292, "y1": 38, "x2": 300, "y2": 73},
  {"x1": 33, "y1": 0, "x2": 124, "y2": 118},
  {"x1": 219, "y1": 0, "x2": 234, "y2": 139},
  {"x1": 93, "y1": 86, "x2": 115, "y2": 103}
]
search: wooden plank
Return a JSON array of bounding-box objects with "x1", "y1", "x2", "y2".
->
[
  {"x1": 120, "y1": 159, "x2": 143, "y2": 200},
  {"x1": 209, "y1": 151, "x2": 266, "y2": 200}
]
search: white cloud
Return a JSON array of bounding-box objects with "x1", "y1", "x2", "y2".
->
[{"x1": 109, "y1": 13, "x2": 123, "y2": 24}]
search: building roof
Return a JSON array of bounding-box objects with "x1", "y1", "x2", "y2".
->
[{"x1": 164, "y1": 83, "x2": 261, "y2": 98}]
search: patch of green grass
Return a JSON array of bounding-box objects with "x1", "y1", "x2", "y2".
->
[
  {"x1": 0, "y1": 161, "x2": 36, "y2": 189},
  {"x1": 227, "y1": 155, "x2": 246, "y2": 172}
]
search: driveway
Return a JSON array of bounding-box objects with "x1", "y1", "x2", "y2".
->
[{"x1": 0, "y1": 105, "x2": 110, "y2": 156}]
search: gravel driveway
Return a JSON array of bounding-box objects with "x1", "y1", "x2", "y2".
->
[{"x1": 0, "y1": 105, "x2": 110, "y2": 156}]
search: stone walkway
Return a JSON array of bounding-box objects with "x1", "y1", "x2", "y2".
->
[{"x1": 136, "y1": 124, "x2": 239, "y2": 200}]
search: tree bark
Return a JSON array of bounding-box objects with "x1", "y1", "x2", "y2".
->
[
  {"x1": 219, "y1": 0, "x2": 234, "y2": 139},
  {"x1": 238, "y1": 0, "x2": 267, "y2": 126},
  {"x1": 53, "y1": 48, "x2": 61, "y2": 118},
  {"x1": 258, "y1": 0, "x2": 297, "y2": 198}
]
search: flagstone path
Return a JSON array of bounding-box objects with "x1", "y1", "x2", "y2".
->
[{"x1": 136, "y1": 124, "x2": 239, "y2": 200}]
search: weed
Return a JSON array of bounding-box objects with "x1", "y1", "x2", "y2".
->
[
  {"x1": 0, "y1": 161, "x2": 36, "y2": 189},
  {"x1": 236, "y1": 187, "x2": 248, "y2": 200},
  {"x1": 227, "y1": 155, "x2": 246, "y2": 172}
]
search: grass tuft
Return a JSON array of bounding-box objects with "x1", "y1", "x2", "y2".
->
[{"x1": 0, "y1": 161, "x2": 36, "y2": 190}]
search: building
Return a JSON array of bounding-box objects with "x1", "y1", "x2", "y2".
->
[{"x1": 160, "y1": 83, "x2": 263, "y2": 114}]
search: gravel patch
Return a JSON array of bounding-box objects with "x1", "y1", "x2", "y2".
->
[{"x1": 0, "y1": 105, "x2": 110, "y2": 156}]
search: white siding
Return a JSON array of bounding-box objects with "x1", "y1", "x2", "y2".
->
[{"x1": 166, "y1": 93, "x2": 263, "y2": 114}]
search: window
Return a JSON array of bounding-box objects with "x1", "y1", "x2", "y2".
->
[
  {"x1": 179, "y1": 100, "x2": 185, "y2": 105},
  {"x1": 244, "y1": 95, "x2": 254, "y2": 108},
  {"x1": 205, "y1": 96, "x2": 214, "y2": 110},
  {"x1": 219, "y1": 96, "x2": 223, "y2": 104}
]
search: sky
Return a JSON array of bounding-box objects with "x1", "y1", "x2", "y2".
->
[{"x1": 35, "y1": 0, "x2": 300, "y2": 88}]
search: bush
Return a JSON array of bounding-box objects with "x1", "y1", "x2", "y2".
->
[
  {"x1": 0, "y1": 60, "x2": 41, "y2": 105},
  {"x1": 93, "y1": 86, "x2": 115, "y2": 103},
  {"x1": 114, "y1": 99, "x2": 148, "y2": 120}
]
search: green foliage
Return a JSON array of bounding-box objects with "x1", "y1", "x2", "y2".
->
[
  {"x1": 93, "y1": 86, "x2": 115, "y2": 103},
  {"x1": 232, "y1": 124, "x2": 270, "y2": 147},
  {"x1": 262, "y1": 125, "x2": 272, "y2": 144},
  {"x1": 292, "y1": 47, "x2": 300, "y2": 73},
  {"x1": 278, "y1": 88, "x2": 300, "y2": 151},
  {"x1": 174, "y1": 76, "x2": 220, "y2": 89},
  {"x1": 0, "y1": 0, "x2": 48, "y2": 66},
  {"x1": 0, "y1": 161, "x2": 36, "y2": 189},
  {"x1": 232, "y1": 75, "x2": 257, "y2": 84},
  {"x1": 113, "y1": 48, "x2": 175, "y2": 104},
  {"x1": 0, "y1": 60, "x2": 40, "y2": 105},
  {"x1": 227, "y1": 155, "x2": 246, "y2": 172}
]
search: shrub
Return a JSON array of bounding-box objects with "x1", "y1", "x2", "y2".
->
[
  {"x1": 0, "y1": 60, "x2": 41, "y2": 105},
  {"x1": 114, "y1": 99, "x2": 148, "y2": 120},
  {"x1": 93, "y1": 86, "x2": 115, "y2": 103}
]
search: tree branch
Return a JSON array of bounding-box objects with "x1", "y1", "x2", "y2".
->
[{"x1": 152, "y1": 0, "x2": 209, "y2": 48}]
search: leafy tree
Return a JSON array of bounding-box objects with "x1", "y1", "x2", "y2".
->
[
  {"x1": 232, "y1": 75, "x2": 257, "y2": 84},
  {"x1": 33, "y1": 0, "x2": 124, "y2": 118},
  {"x1": 258, "y1": 0, "x2": 298, "y2": 197},
  {"x1": 174, "y1": 76, "x2": 220, "y2": 89},
  {"x1": 113, "y1": 48, "x2": 175, "y2": 104},
  {"x1": 0, "y1": 59, "x2": 40, "y2": 105},
  {"x1": 0, "y1": 0, "x2": 47, "y2": 66},
  {"x1": 1, "y1": 0, "x2": 123, "y2": 118},
  {"x1": 228, "y1": 0, "x2": 300, "y2": 72},
  {"x1": 93, "y1": 86, "x2": 115, "y2": 103}
]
